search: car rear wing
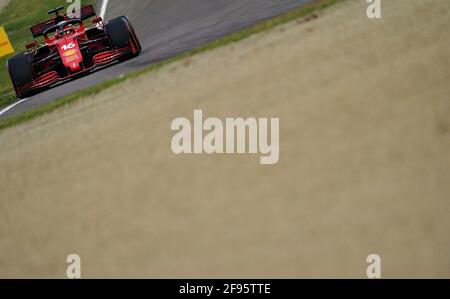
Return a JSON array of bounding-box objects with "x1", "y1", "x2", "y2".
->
[{"x1": 30, "y1": 5, "x2": 97, "y2": 38}]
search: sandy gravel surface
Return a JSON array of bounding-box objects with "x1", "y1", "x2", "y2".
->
[{"x1": 0, "y1": 0, "x2": 449, "y2": 278}]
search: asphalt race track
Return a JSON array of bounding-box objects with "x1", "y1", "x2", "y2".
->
[{"x1": 0, "y1": 0, "x2": 312, "y2": 119}]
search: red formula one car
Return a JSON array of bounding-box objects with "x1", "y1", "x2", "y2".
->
[{"x1": 7, "y1": 5, "x2": 141, "y2": 99}]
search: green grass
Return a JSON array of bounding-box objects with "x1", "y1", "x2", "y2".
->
[
  {"x1": 0, "y1": 0, "x2": 344, "y2": 131},
  {"x1": 0, "y1": 0, "x2": 95, "y2": 107}
]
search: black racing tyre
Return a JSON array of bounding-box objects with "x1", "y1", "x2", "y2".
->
[
  {"x1": 123, "y1": 16, "x2": 141, "y2": 55},
  {"x1": 106, "y1": 16, "x2": 132, "y2": 49},
  {"x1": 8, "y1": 54, "x2": 34, "y2": 88}
]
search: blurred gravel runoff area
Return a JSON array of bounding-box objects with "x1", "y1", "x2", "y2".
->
[{"x1": 0, "y1": 0, "x2": 449, "y2": 278}]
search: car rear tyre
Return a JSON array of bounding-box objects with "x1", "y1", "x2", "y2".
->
[
  {"x1": 123, "y1": 16, "x2": 141, "y2": 56},
  {"x1": 107, "y1": 17, "x2": 132, "y2": 49},
  {"x1": 107, "y1": 16, "x2": 141, "y2": 61}
]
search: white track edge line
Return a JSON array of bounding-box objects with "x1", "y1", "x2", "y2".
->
[
  {"x1": 100, "y1": 0, "x2": 109, "y2": 19},
  {"x1": 0, "y1": 98, "x2": 30, "y2": 117}
]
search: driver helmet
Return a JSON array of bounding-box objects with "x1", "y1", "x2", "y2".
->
[
  {"x1": 64, "y1": 24, "x2": 75, "y2": 34},
  {"x1": 56, "y1": 27, "x2": 64, "y2": 36}
]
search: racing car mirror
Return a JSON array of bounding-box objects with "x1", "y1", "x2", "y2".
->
[
  {"x1": 25, "y1": 41, "x2": 37, "y2": 50},
  {"x1": 92, "y1": 17, "x2": 103, "y2": 24}
]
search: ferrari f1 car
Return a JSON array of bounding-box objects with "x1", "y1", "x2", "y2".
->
[{"x1": 7, "y1": 5, "x2": 141, "y2": 98}]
